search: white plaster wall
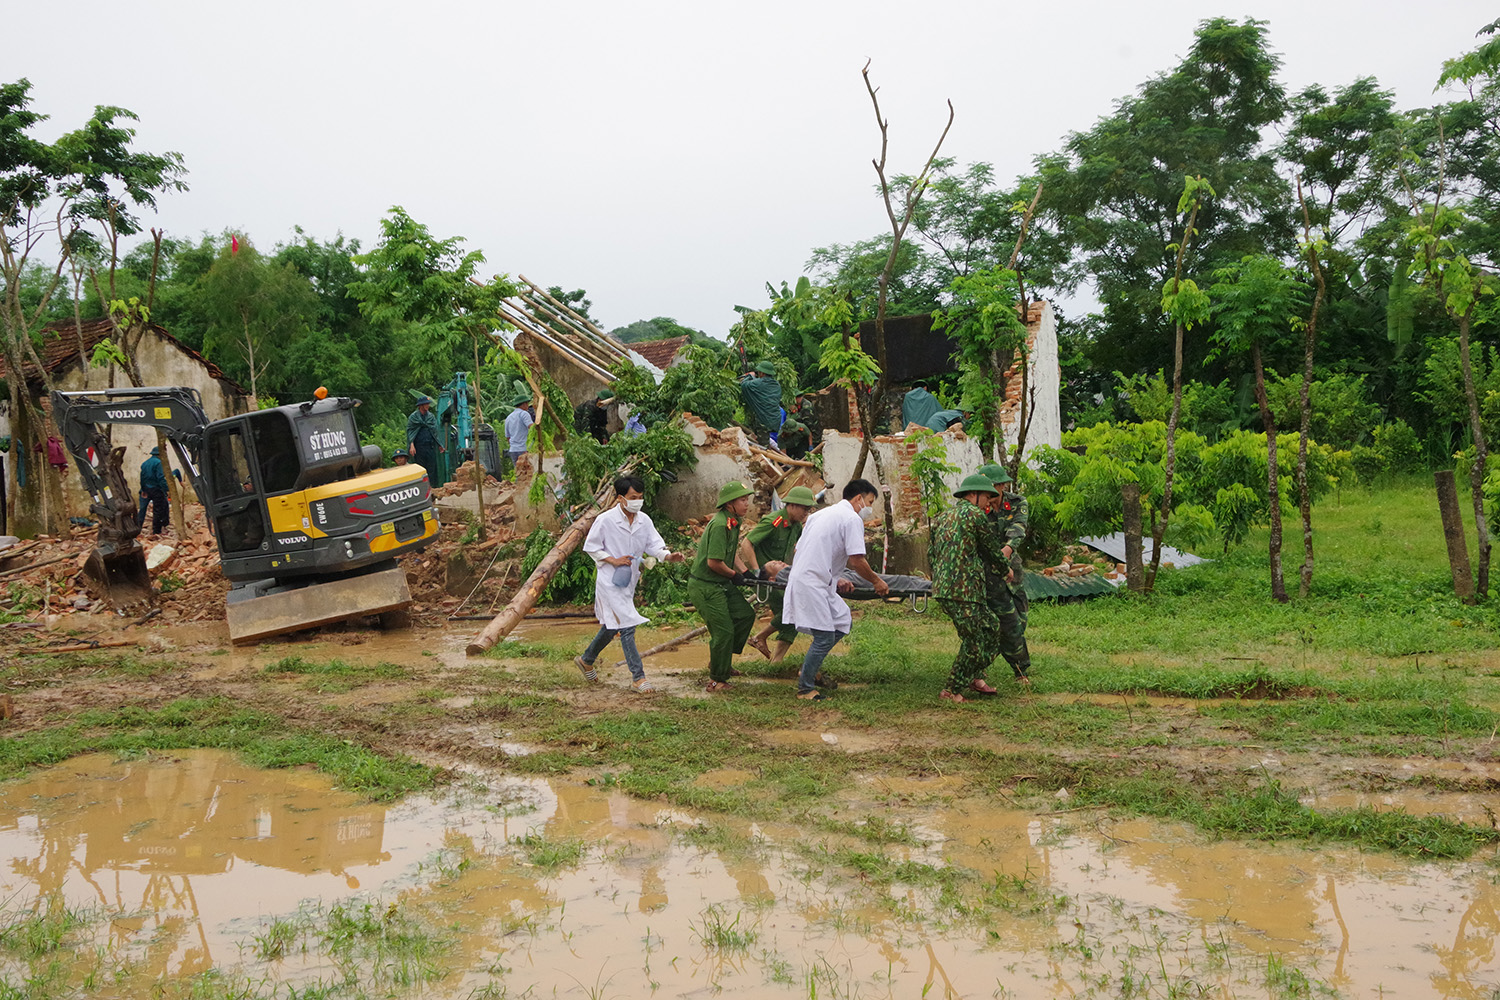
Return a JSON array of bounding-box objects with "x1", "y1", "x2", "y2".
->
[
  {"x1": 1011, "y1": 301, "x2": 1061, "y2": 452},
  {"x1": 50, "y1": 332, "x2": 248, "y2": 516}
]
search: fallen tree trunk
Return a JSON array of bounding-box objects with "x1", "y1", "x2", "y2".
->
[
  {"x1": 610, "y1": 625, "x2": 707, "y2": 668},
  {"x1": 466, "y1": 479, "x2": 618, "y2": 655}
]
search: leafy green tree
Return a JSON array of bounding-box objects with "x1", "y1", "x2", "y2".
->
[
  {"x1": 1209, "y1": 252, "x2": 1309, "y2": 601},
  {"x1": 348, "y1": 207, "x2": 517, "y2": 537},
  {"x1": 0, "y1": 78, "x2": 185, "y2": 536},
  {"x1": 1038, "y1": 18, "x2": 1292, "y2": 377},
  {"x1": 1151, "y1": 175, "x2": 1215, "y2": 590},
  {"x1": 930, "y1": 266, "x2": 1027, "y2": 461},
  {"x1": 196, "y1": 237, "x2": 321, "y2": 405}
]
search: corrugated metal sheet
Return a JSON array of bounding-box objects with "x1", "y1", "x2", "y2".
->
[{"x1": 1023, "y1": 569, "x2": 1118, "y2": 599}]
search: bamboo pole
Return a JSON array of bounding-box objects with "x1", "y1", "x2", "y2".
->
[
  {"x1": 518, "y1": 292, "x2": 623, "y2": 369},
  {"x1": 466, "y1": 478, "x2": 620, "y2": 655},
  {"x1": 610, "y1": 625, "x2": 707, "y2": 668},
  {"x1": 749, "y1": 444, "x2": 817, "y2": 469},
  {"x1": 0, "y1": 554, "x2": 69, "y2": 582},
  {"x1": 497, "y1": 304, "x2": 616, "y2": 383}
]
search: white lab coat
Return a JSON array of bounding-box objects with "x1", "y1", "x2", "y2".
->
[
  {"x1": 783, "y1": 499, "x2": 866, "y2": 634},
  {"x1": 583, "y1": 505, "x2": 672, "y2": 629}
]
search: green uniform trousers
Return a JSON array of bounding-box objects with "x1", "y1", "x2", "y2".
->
[
  {"x1": 768, "y1": 590, "x2": 797, "y2": 643},
  {"x1": 984, "y1": 589, "x2": 1031, "y2": 679},
  {"x1": 688, "y1": 576, "x2": 755, "y2": 682},
  {"x1": 1010, "y1": 585, "x2": 1029, "y2": 636},
  {"x1": 938, "y1": 598, "x2": 1002, "y2": 694}
]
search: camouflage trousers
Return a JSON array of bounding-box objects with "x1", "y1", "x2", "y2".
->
[
  {"x1": 985, "y1": 588, "x2": 1030, "y2": 680},
  {"x1": 1010, "y1": 586, "x2": 1029, "y2": 637},
  {"x1": 938, "y1": 599, "x2": 1000, "y2": 694}
]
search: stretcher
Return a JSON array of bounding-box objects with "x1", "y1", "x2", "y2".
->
[{"x1": 740, "y1": 570, "x2": 933, "y2": 613}]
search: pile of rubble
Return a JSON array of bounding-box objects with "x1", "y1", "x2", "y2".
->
[
  {"x1": 0, "y1": 503, "x2": 229, "y2": 626},
  {"x1": 1041, "y1": 544, "x2": 1128, "y2": 584}
]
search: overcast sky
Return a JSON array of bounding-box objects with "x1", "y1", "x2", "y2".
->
[{"x1": 8, "y1": 0, "x2": 1488, "y2": 338}]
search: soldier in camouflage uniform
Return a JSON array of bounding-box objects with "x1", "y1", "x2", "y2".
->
[
  {"x1": 930, "y1": 473, "x2": 1013, "y2": 704},
  {"x1": 978, "y1": 463, "x2": 1032, "y2": 685}
]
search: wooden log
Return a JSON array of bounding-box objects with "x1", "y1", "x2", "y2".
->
[
  {"x1": 0, "y1": 541, "x2": 41, "y2": 565},
  {"x1": 1122, "y1": 483, "x2": 1145, "y2": 594},
  {"x1": 610, "y1": 625, "x2": 707, "y2": 668},
  {"x1": 0, "y1": 554, "x2": 70, "y2": 582},
  {"x1": 466, "y1": 480, "x2": 619, "y2": 654},
  {"x1": 1435, "y1": 469, "x2": 1476, "y2": 603},
  {"x1": 17, "y1": 639, "x2": 136, "y2": 655}
]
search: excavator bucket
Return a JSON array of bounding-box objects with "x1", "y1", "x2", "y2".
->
[
  {"x1": 225, "y1": 564, "x2": 413, "y2": 645},
  {"x1": 82, "y1": 541, "x2": 154, "y2": 610}
]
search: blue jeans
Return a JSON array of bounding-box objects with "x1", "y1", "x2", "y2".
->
[
  {"x1": 582, "y1": 625, "x2": 644, "y2": 680},
  {"x1": 797, "y1": 628, "x2": 846, "y2": 694}
]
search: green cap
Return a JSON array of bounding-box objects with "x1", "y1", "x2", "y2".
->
[
  {"x1": 954, "y1": 473, "x2": 999, "y2": 498},
  {"x1": 716, "y1": 481, "x2": 754, "y2": 507},
  {"x1": 598, "y1": 388, "x2": 616, "y2": 401},
  {"x1": 754, "y1": 361, "x2": 778, "y2": 377},
  {"x1": 783, "y1": 485, "x2": 817, "y2": 506},
  {"x1": 977, "y1": 462, "x2": 1012, "y2": 485}
]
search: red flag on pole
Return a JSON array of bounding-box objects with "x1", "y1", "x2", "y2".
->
[{"x1": 231, "y1": 235, "x2": 239, "y2": 255}]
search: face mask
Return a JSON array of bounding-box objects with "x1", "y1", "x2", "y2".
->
[
  {"x1": 625, "y1": 499, "x2": 644, "y2": 513},
  {"x1": 859, "y1": 502, "x2": 878, "y2": 522}
]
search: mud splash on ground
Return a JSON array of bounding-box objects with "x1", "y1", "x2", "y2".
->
[{"x1": 1, "y1": 751, "x2": 1497, "y2": 998}]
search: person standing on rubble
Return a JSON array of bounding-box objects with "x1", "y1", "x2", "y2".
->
[
  {"x1": 782, "y1": 480, "x2": 889, "y2": 702},
  {"x1": 745, "y1": 485, "x2": 818, "y2": 663},
  {"x1": 503, "y1": 393, "x2": 534, "y2": 472},
  {"x1": 137, "y1": 446, "x2": 170, "y2": 536},
  {"x1": 739, "y1": 361, "x2": 783, "y2": 446},
  {"x1": 688, "y1": 481, "x2": 760, "y2": 692},
  {"x1": 406, "y1": 395, "x2": 444, "y2": 473},
  {"x1": 931, "y1": 473, "x2": 1014, "y2": 704},
  {"x1": 975, "y1": 462, "x2": 1032, "y2": 689},
  {"x1": 573, "y1": 475, "x2": 686, "y2": 693}
]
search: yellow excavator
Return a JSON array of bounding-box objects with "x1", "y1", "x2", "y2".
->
[{"x1": 52, "y1": 386, "x2": 439, "y2": 644}]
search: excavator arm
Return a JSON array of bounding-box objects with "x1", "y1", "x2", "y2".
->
[{"x1": 50, "y1": 387, "x2": 213, "y2": 608}]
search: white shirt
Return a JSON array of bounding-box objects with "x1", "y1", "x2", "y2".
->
[
  {"x1": 503, "y1": 406, "x2": 534, "y2": 452},
  {"x1": 582, "y1": 504, "x2": 672, "y2": 629},
  {"x1": 783, "y1": 499, "x2": 866, "y2": 634}
]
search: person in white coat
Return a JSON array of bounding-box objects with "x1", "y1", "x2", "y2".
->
[
  {"x1": 574, "y1": 475, "x2": 686, "y2": 692},
  {"x1": 781, "y1": 479, "x2": 889, "y2": 701}
]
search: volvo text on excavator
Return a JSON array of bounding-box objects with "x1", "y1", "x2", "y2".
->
[{"x1": 52, "y1": 386, "x2": 439, "y2": 644}]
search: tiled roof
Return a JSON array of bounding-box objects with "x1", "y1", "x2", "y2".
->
[
  {"x1": 630, "y1": 335, "x2": 689, "y2": 370},
  {"x1": 0, "y1": 319, "x2": 249, "y2": 395}
]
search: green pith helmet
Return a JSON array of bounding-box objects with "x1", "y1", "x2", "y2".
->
[
  {"x1": 977, "y1": 462, "x2": 1012, "y2": 485},
  {"x1": 716, "y1": 481, "x2": 754, "y2": 507},
  {"x1": 953, "y1": 473, "x2": 1000, "y2": 498},
  {"x1": 754, "y1": 360, "x2": 778, "y2": 377},
  {"x1": 783, "y1": 485, "x2": 818, "y2": 506},
  {"x1": 512, "y1": 393, "x2": 532, "y2": 407},
  {"x1": 598, "y1": 388, "x2": 616, "y2": 401}
]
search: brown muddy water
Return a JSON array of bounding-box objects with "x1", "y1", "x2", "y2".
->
[{"x1": 1, "y1": 751, "x2": 1497, "y2": 998}]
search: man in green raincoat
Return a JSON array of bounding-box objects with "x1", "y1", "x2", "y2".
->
[{"x1": 739, "y1": 361, "x2": 783, "y2": 445}]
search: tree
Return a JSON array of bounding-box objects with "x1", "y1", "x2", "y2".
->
[
  {"x1": 1209, "y1": 253, "x2": 1311, "y2": 601},
  {"x1": 1038, "y1": 18, "x2": 1291, "y2": 377},
  {"x1": 349, "y1": 207, "x2": 517, "y2": 539},
  {"x1": 931, "y1": 266, "x2": 1027, "y2": 461},
  {"x1": 1150, "y1": 176, "x2": 1214, "y2": 591},
  {"x1": 0, "y1": 79, "x2": 185, "y2": 536},
  {"x1": 197, "y1": 236, "x2": 320, "y2": 406}
]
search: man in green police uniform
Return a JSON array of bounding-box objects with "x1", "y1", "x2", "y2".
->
[
  {"x1": 931, "y1": 473, "x2": 1013, "y2": 704},
  {"x1": 687, "y1": 481, "x2": 760, "y2": 691},
  {"x1": 744, "y1": 485, "x2": 818, "y2": 663},
  {"x1": 976, "y1": 462, "x2": 1032, "y2": 688}
]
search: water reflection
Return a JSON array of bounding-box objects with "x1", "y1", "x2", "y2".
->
[{"x1": 0, "y1": 751, "x2": 1496, "y2": 998}]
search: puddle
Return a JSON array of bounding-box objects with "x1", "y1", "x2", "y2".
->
[
  {"x1": 761, "y1": 728, "x2": 882, "y2": 752},
  {"x1": 1, "y1": 750, "x2": 1498, "y2": 998},
  {"x1": 1303, "y1": 790, "x2": 1500, "y2": 827}
]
